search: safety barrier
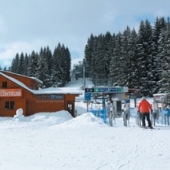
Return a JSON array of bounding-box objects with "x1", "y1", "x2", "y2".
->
[
  {"x1": 89, "y1": 109, "x2": 107, "y2": 123},
  {"x1": 130, "y1": 107, "x2": 170, "y2": 126},
  {"x1": 130, "y1": 107, "x2": 137, "y2": 117},
  {"x1": 90, "y1": 107, "x2": 170, "y2": 125},
  {"x1": 159, "y1": 109, "x2": 170, "y2": 125}
]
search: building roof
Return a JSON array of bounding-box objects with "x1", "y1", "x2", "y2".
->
[
  {"x1": 0, "y1": 72, "x2": 82, "y2": 95},
  {"x1": 0, "y1": 71, "x2": 43, "y2": 84}
]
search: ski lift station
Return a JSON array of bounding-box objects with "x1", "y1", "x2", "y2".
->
[{"x1": 84, "y1": 86, "x2": 129, "y2": 124}]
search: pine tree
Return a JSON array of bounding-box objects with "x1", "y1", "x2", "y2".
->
[
  {"x1": 52, "y1": 43, "x2": 63, "y2": 86},
  {"x1": 135, "y1": 20, "x2": 153, "y2": 96},
  {"x1": 85, "y1": 34, "x2": 95, "y2": 67},
  {"x1": 37, "y1": 47, "x2": 48, "y2": 87},
  {"x1": 128, "y1": 28, "x2": 138, "y2": 89},
  {"x1": 18, "y1": 52, "x2": 25, "y2": 75},
  {"x1": 120, "y1": 26, "x2": 132, "y2": 86},
  {"x1": 28, "y1": 51, "x2": 39, "y2": 77},
  {"x1": 23, "y1": 53, "x2": 29, "y2": 76},
  {"x1": 65, "y1": 47, "x2": 71, "y2": 83},
  {"x1": 45, "y1": 46, "x2": 53, "y2": 87},
  {"x1": 96, "y1": 33, "x2": 112, "y2": 84},
  {"x1": 144, "y1": 19, "x2": 154, "y2": 95},
  {"x1": 11, "y1": 53, "x2": 20, "y2": 73},
  {"x1": 87, "y1": 36, "x2": 98, "y2": 83},
  {"x1": 152, "y1": 17, "x2": 167, "y2": 93},
  {"x1": 158, "y1": 18, "x2": 170, "y2": 92},
  {"x1": 110, "y1": 32, "x2": 123, "y2": 86}
]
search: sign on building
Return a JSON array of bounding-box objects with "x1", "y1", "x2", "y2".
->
[
  {"x1": 84, "y1": 87, "x2": 128, "y2": 93},
  {"x1": 0, "y1": 89, "x2": 22, "y2": 97}
]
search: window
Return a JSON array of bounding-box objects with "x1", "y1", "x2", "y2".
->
[
  {"x1": 2, "y1": 82, "x2": 7, "y2": 88},
  {"x1": 5, "y1": 101, "x2": 15, "y2": 110}
]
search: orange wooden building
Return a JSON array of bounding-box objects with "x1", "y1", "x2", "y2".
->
[{"x1": 0, "y1": 71, "x2": 82, "y2": 117}]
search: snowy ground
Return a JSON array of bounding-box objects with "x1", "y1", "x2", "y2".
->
[{"x1": 0, "y1": 79, "x2": 170, "y2": 170}]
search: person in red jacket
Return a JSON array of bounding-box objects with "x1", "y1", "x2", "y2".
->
[{"x1": 138, "y1": 97, "x2": 153, "y2": 129}]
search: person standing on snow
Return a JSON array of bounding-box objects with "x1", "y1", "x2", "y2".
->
[{"x1": 138, "y1": 97, "x2": 153, "y2": 129}]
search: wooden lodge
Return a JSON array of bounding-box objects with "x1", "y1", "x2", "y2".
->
[{"x1": 0, "y1": 71, "x2": 82, "y2": 117}]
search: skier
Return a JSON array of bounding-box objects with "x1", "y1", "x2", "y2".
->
[
  {"x1": 123, "y1": 101, "x2": 130, "y2": 126},
  {"x1": 138, "y1": 97, "x2": 153, "y2": 129}
]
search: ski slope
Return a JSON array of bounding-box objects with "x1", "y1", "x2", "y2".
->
[{"x1": 0, "y1": 79, "x2": 170, "y2": 170}]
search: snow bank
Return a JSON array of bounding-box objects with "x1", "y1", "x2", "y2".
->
[
  {"x1": 57, "y1": 112, "x2": 108, "y2": 128},
  {"x1": 11, "y1": 110, "x2": 73, "y2": 126},
  {"x1": 28, "y1": 110, "x2": 73, "y2": 125}
]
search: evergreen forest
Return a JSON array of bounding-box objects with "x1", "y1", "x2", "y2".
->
[
  {"x1": 84, "y1": 17, "x2": 170, "y2": 96},
  {"x1": 7, "y1": 43, "x2": 71, "y2": 88}
]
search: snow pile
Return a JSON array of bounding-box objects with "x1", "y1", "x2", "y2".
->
[
  {"x1": 28, "y1": 110, "x2": 73, "y2": 125},
  {"x1": 57, "y1": 112, "x2": 108, "y2": 128}
]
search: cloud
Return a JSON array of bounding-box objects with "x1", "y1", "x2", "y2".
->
[
  {"x1": 0, "y1": 15, "x2": 7, "y2": 36},
  {"x1": 0, "y1": 40, "x2": 47, "y2": 68},
  {"x1": 0, "y1": 0, "x2": 170, "y2": 69},
  {"x1": 0, "y1": 38, "x2": 85, "y2": 69}
]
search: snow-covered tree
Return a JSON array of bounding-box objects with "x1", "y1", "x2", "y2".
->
[
  {"x1": 152, "y1": 17, "x2": 167, "y2": 93},
  {"x1": 27, "y1": 51, "x2": 39, "y2": 77},
  {"x1": 23, "y1": 53, "x2": 29, "y2": 76},
  {"x1": 36, "y1": 47, "x2": 48, "y2": 87},
  {"x1": 158, "y1": 19, "x2": 170, "y2": 92},
  {"x1": 135, "y1": 20, "x2": 153, "y2": 96},
  {"x1": 11, "y1": 53, "x2": 20, "y2": 73},
  {"x1": 110, "y1": 32, "x2": 123, "y2": 86},
  {"x1": 18, "y1": 52, "x2": 25, "y2": 75}
]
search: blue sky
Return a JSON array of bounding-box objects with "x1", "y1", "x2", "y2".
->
[{"x1": 0, "y1": 0, "x2": 170, "y2": 69}]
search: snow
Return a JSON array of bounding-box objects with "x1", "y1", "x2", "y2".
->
[{"x1": 0, "y1": 79, "x2": 170, "y2": 170}]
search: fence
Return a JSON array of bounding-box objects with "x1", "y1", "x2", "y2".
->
[
  {"x1": 89, "y1": 107, "x2": 170, "y2": 126},
  {"x1": 130, "y1": 107, "x2": 170, "y2": 126},
  {"x1": 159, "y1": 109, "x2": 170, "y2": 125},
  {"x1": 89, "y1": 108, "x2": 107, "y2": 123}
]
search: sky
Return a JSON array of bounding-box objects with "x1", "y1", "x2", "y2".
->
[
  {"x1": 0, "y1": 78, "x2": 170, "y2": 169},
  {"x1": 0, "y1": 0, "x2": 170, "y2": 69}
]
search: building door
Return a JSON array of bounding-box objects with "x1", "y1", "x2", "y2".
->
[{"x1": 67, "y1": 101, "x2": 75, "y2": 117}]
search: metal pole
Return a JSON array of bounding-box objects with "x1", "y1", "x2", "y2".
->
[
  {"x1": 83, "y1": 66, "x2": 85, "y2": 87},
  {"x1": 83, "y1": 59, "x2": 86, "y2": 87}
]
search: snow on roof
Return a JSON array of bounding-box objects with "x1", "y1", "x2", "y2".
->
[
  {"x1": 0, "y1": 71, "x2": 43, "y2": 84},
  {"x1": 33, "y1": 87, "x2": 83, "y2": 95},
  {"x1": 0, "y1": 72, "x2": 33, "y2": 92},
  {"x1": 30, "y1": 76, "x2": 43, "y2": 84},
  {"x1": 0, "y1": 72, "x2": 82, "y2": 95}
]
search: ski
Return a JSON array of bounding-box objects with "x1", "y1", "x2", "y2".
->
[{"x1": 141, "y1": 127, "x2": 160, "y2": 130}]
